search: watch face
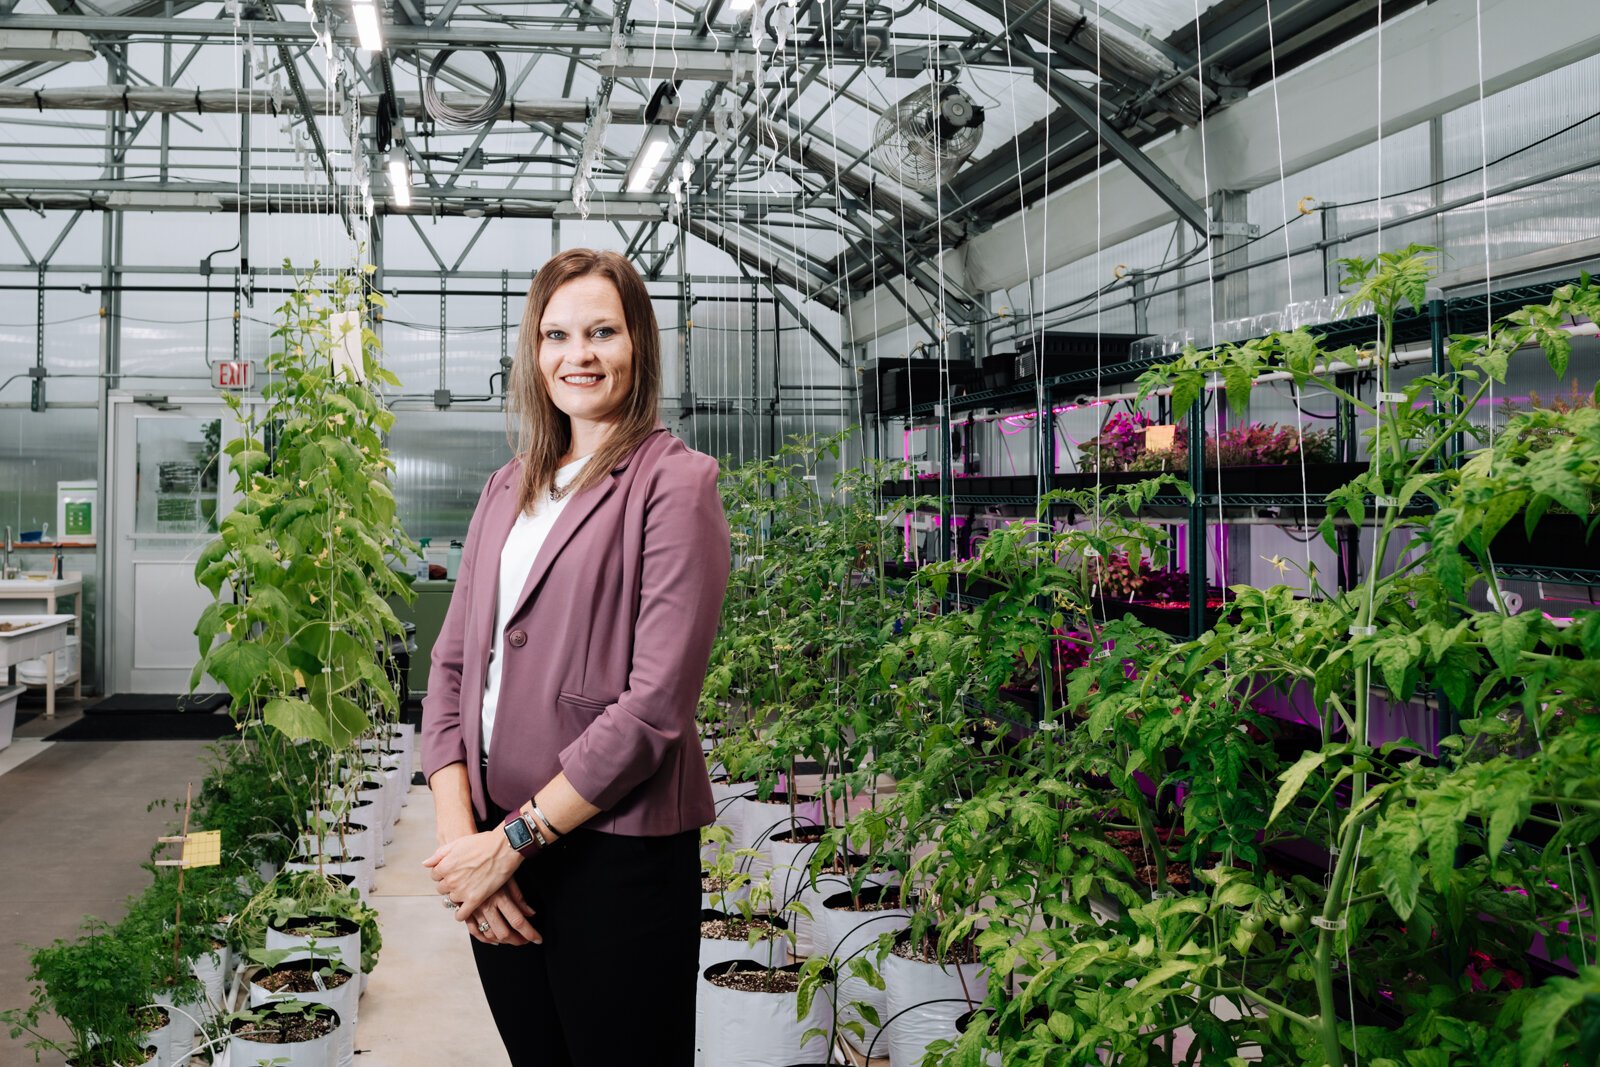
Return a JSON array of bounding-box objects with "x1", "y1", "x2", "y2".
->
[{"x1": 504, "y1": 816, "x2": 534, "y2": 852}]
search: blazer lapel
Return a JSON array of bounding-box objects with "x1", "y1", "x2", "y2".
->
[
  {"x1": 471, "y1": 477, "x2": 525, "y2": 668},
  {"x1": 501, "y1": 428, "x2": 666, "y2": 625},
  {"x1": 504, "y1": 473, "x2": 619, "y2": 624}
]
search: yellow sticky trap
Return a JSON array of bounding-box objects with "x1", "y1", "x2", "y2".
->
[
  {"x1": 181, "y1": 830, "x2": 222, "y2": 869},
  {"x1": 1144, "y1": 424, "x2": 1178, "y2": 453}
]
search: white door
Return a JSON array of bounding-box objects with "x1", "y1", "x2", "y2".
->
[{"x1": 106, "y1": 394, "x2": 258, "y2": 694}]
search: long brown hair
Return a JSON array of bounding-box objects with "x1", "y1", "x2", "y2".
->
[{"x1": 509, "y1": 248, "x2": 662, "y2": 512}]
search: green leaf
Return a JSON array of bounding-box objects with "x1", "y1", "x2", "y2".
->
[
  {"x1": 1171, "y1": 371, "x2": 1203, "y2": 417},
  {"x1": 1222, "y1": 363, "x2": 1253, "y2": 417},
  {"x1": 262, "y1": 694, "x2": 370, "y2": 748},
  {"x1": 202, "y1": 640, "x2": 274, "y2": 702},
  {"x1": 1477, "y1": 613, "x2": 1531, "y2": 678},
  {"x1": 1269, "y1": 750, "x2": 1327, "y2": 827},
  {"x1": 232, "y1": 449, "x2": 270, "y2": 476}
]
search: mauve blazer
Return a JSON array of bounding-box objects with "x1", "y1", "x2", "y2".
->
[{"x1": 419, "y1": 426, "x2": 728, "y2": 836}]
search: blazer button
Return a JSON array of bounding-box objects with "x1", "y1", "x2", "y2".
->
[{"x1": 508, "y1": 630, "x2": 527, "y2": 648}]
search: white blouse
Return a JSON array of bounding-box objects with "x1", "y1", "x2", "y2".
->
[{"x1": 480, "y1": 455, "x2": 590, "y2": 755}]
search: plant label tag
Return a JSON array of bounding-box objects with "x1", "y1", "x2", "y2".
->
[
  {"x1": 312, "y1": 969, "x2": 327, "y2": 993},
  {"x1": 1377, "y1": 391, "x2": 1407, "y2": 404}
]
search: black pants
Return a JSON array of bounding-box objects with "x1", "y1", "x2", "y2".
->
[{"x1": 471, "y1": 802, "x2": 701, "y2": 1067}]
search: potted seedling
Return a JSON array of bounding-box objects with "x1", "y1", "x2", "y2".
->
[
  {"x1": 236, "y1": 870, "x2": 381, "y2": 987},
  {"x1": 694, "y1": 876, "x2": 798, "y2": 1066},
  {"x1": 698, "y1": 948, "x2": 833, "y2": 1067},
  {"x1": 248, "y1": 946, "x2": 358, "y2": 1067},
  {"x1": 808, "y1": 883, "x2": 912, "y2": 1058},
  {"x1": 699, "y1": 833, "x2": 760, "y2": 914},
  {"x1": 768, "y1": 825, "x2": 898, "y2": 960},
  {"x1": 226, "y1": 999, "x2": 339, "y2": 1067}
]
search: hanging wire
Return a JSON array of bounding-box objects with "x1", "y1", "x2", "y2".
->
[{"x1": 424, "y1": 50, "x2": 509, "y2": 131}]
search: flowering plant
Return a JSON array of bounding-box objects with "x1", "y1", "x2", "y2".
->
[
  {"x1": 1078, "y1": 411, "x2": 1154, "y2": 473},
  {"x1": 1082, "y1": 414, "x2": 1335, "y2": 473}
]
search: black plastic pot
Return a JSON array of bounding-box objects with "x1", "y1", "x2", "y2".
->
[
  {"x1": 1014, "y1": 331, "x2": 1143, "y2": 380},
  {"x1": 1487, "y1": 513, "x2": 1596, "y2": 571}
]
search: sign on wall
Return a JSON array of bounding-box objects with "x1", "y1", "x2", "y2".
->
[{"x1": 211, "y1": 360, "x2": 254, "y2": 391}]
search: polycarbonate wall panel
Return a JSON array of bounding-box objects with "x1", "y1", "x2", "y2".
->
[
  {"x1": 386, "y1": 409, "x2": 515, "y2": 545},
  {"x1": 1436, "y1": 53, "x2": 1600, "y2": 277}
]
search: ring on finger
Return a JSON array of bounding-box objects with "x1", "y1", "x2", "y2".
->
[
  {"x1": 477, "y1": 919, "x2": 492, "y2": 934},
  {"x1": 442, "y1": 899, "x2": 460, "y2": 911}
]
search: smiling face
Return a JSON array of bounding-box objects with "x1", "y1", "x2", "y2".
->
[{"x1": 536, "y1": 274, "x2": 636, "y2": 437}]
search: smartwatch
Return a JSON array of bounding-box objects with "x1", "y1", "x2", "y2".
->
[{"x1": 501, "y1": 811, "x2": 546, "y2": 855}]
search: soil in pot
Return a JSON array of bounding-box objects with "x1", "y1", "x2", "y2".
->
[
  {"x1": 257, "y1": 966, "x2": 355, "y2": 995},
  {"x1": 273, "y1": 915, "x2": 360, "y2": 938},
  {"x1": 892, "y1": 928, "x2": 981, "y2": 966},
  {"x1": 230, "y1": 1010, "x2": 338, "y2": 1044},
  {"x1": 701, "y1": 916, "x2": 784, "y2": 943},
  {"x1": 131, "y1": 1005, "x2": 169, "y2": 1032},
  {"x1": 705, "y1": 968, "x2": 803, "y2": 994}
]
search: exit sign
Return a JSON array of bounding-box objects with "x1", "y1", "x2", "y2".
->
[{"x1": 212, "y1": 360, "x2": 255, "y2": 390}]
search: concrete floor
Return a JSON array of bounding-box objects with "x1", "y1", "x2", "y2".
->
[
  {"x1": 0, "y1": 707, "x2": 216, "y2": 1066},
  {"x1": 0, "y1": 708, "x2": 508, "y2": 1067}
]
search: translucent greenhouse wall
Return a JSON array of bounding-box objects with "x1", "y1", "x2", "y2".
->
[{"x1": 2, "y1": 45, "x2": 1597, "y2": 686}]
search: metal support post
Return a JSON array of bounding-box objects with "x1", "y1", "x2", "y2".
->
[
  {"x1": 1186, "y1": 395, "x2": 1207, "y2": 640},
  {"x1": 1427, "y1": 295, "x2": 1457, "y2": 741},
  {"x1": 938, "y1": 401, "x2": 953, "y2": 563},
  {"x1": 499, "y1": 269, "x2": 509, "y2": 403},
  {"x1": 32, "y1": 265, "x2": 46, "y2": 412}
]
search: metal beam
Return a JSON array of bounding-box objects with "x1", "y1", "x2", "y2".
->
[
  {"x1": 1022, "y1": 44, "x2": 1208, "y2": 236},
  {"x1": 0, "y1": 178, "x2": 839, "y2": 213},
  {"x1": 0, "y1": 84, "x2": 688, "y2": 124},
  {"x1": 849, "y1": 0, "x2": 1600, "y2": 341}
]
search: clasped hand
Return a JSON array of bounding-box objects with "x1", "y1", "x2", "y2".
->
[{"x1": 423, "y1": 830, "x2": 542, "y2": 945}]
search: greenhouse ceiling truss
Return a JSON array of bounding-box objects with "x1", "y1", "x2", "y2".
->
[{"x1": 0, "y1": 0, "x2": 1435, "y2": 323}]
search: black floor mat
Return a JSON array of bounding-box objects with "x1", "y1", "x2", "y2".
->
[
  {"x1": 84, "y1": 693, "x2": 230, "y2": 716},
  {"x1": 46, "y1": 713, "x2": 238, "y2": 742}
]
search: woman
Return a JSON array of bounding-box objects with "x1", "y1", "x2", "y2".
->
[{"x1": 419, "y1": 248, "x2": 729, "y2": 1066}]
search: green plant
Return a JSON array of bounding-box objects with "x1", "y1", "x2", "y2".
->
[
  {"x1": 235, "y1": 869, "x2": 382, "y2": 975},
  {"x1": 191, "y1": 261, "x2": 414, "y2": 762},
  {"x1": 1, "y1": 920, "x2": 157, "y2": 1066},
  {"x1": 226, "y1": 999, "x2": 336, "y2": 1046},
  {"x1": 189, "y1": 736, "x2": 311, "y2": 874},
  {"x1": 707, "y1": 431, "x2": 928, "y2": 827},
  {"x1": 1100, "y1": 249, "x2": 1600, "y2": 1065}
]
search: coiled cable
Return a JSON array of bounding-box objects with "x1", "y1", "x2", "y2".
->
[{"x1": 423, "y1": 48, "x2": 506, "y2": 130}]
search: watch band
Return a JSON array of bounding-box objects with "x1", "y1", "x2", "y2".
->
[{"x1": 531, "y1": 803, "x2": 564, "y2": 839}]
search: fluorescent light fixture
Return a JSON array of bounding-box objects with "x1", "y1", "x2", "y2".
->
[
  {"x1": 387, "y1": 147, "x2": 411, "y2": 208},
  {"x1": 729, "y1": 0, "x2": 756, "y2": 10},
  {"x1": 625, "y1": 127, "x2": 672, "y2": 193},
  {"x1": 0, "y1": 29, "x2": 96, "y2": 62},
  {"x1": 351, "y1": 0, "x2": 384, "y2": 52}
]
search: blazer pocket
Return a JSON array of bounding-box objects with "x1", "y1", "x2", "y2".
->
[{"x1": 557, "y1": 690, "x2": 613, "y2": 712}]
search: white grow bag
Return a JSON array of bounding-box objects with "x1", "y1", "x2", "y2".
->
[
  {"x1": 694, "y1": 912, "x2": 790, "y2": 1066},
  {"x1": 879, "y1": 934, "x2": 987, "y2": 1067},
  {"x1": 812, "y1": 886, "x2": 911, "y2": 1058},
  {"x1": 266, "y1": 919, "x2": 363, "y2": 991},
  {"x1": 698, "y1": 960, "x2": 832, "y2": 1067},
  {"x1": 734, "y1": 795, "x2": 821, "y2": 880},
  {"x1": 250, "y1": 959, "x2": 360, "y2": 1067},
  {"x1": 225, "y1": 1006, "x2": 340, "y2": 1067}
]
